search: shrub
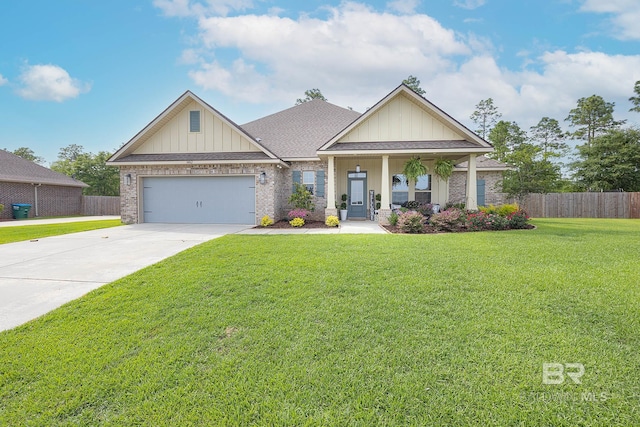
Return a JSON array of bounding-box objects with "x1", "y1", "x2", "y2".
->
[
  {"x1": 479, "y1": 203, "x2": 519, "y2": 217},
  {"x1": 289, "y1": 217, "x2": 305, "y2": 227},
  {"x1": 260, "y1": 215, "x2": 274, "y2": 227},
  {"x1": 507, "y1": 209, "x2": 530, "y2": 229},
  {"x1": 416, "y1": 203, "x2": 433, "y2": 217},
  {"x1": 288, "y1": 209, "x2": 309, "y2": 220},
  {"x1": 0, "y1": 203, "x2": 3, "y2": 214},
  {"x1": 388, "y1": 212, "x2": 399, "y2": 226},
  {"x1": 402, "y1": 200, "x2": 421, "y2": 209},
  {"x1": 430, "y1": 208, "x2": 465, "y2": 231},
  {"x1": 325, "y1": 215, "x2": 340, "y2": 227},
  {"x1": 289, "y1": 183, "x2": 315, "y2": 211},
  {"x1": 466, "y1": 212, "x2": 490, "y2": 231},
  {"x1": 445, "y1": 202, "x2": 466, "y2": 210},
  {"x1": 397, "y1": 211, "x2": 425, "y2": 233},
  {"x1": 486, "y1": 214, "x2": 509, "y2": 230}
]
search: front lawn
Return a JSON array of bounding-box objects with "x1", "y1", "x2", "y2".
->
[
  {"x1": 0, "y1": 219, "x2": 638, "y2": 425},
  {"x1": 0, "y1": 220, "x2": 122, "y2": 244}
]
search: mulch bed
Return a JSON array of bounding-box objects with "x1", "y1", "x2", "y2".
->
[
  {"x1": 383, "y1": 224, "x2": 536, "y2": 234},
  {"x1": 256, "y1": 220, "x2": 334, "y2": 229}
]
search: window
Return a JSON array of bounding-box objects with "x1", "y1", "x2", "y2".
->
[
  {"x1": 415, "y1": 174, "x2": 432, "y2": 204},
  {"x1": 302, "y1": 171, "x2": 315, "y2": 195},
  {"x1": 189, "y1": 110, "x2": 201, "y2": 133},
  {"x1": 392, "y1": 174, "x2": 408, "y2": 205}
]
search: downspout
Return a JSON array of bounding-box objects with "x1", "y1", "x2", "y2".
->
[{"x1": 31, "y1": 183, "x2": 42, "y2": 216}]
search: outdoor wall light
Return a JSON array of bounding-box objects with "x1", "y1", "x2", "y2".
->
[
  {"x1": 356, "y1": 164, "x2": 361, "y2": 173},
  {"x1": 125, "y1": 174, "x2": 132, "y2": 186},
  {"x1": 259, "y1": 171, "x2": 266, "y2": 185}
]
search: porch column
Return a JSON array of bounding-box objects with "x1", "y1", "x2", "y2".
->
[
  {"x1": 327, "y1": 156, "x2": 336, "y2": 207},
  {"x1": 465, "y1": 153, "x2": 478, "y2": 210},
  {"x1": 325, "y1": 156, "x2": 338, "y2": 219},
  {"x1": 381, "y1": 155, "x2": 390, "y2": 208}
]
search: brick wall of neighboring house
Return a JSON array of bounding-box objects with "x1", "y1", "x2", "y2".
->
[
  {"x1": 448, "y1": 171, "x2": 506, "y2": 206},
  {"x1": 117, "y1": 163, "x2": 279, "y2": 224},
  {"x1": 0, "y1": 182, "x2": 84, "y2": 219},
  {"x1": 278, "y1": 160, "x2": 328, "y2": 222}
]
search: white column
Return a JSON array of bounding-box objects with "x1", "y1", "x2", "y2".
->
[
  {"x1": 381, "y1": 155, "x2": 390, "y2": 209},
  {"x1": 327, "y1": 156, "x2": 336, "y2": 207},
  {"x1": 465, "y1": 154, "x2": 478, "y2": 210}
]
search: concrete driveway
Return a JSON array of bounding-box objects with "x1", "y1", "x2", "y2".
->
[{"x1": 0, "y1": 223, "x2": 251, "y2": 332}]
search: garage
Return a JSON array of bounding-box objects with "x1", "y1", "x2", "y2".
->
[{"x1": 142, "y1": 176, "x2": 256, "y2": 224}]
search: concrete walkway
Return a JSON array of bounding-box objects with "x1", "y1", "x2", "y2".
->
[
  {"x1": 0, "y1": 215, "x2": 121, "y2": 227},
  {"x1": 0, "y1": 222, "x2": 251, "y2": 332}
]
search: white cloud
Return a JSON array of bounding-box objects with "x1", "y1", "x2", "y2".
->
[
  {"x1": 387, "y1": 0, "x2": 420, "y2": 14},
  {"x1": 0, "y1": 74, "x2": 7, "y2": 86},
  {"x1": 17, "y1": 64, "x2": 91, "y2": 102},
  {"x1": 580, "y1": 0, "x2": 640, "y2": 40},
  {"x1": 453, "y1": 0, "x2": 486, "y2": 10},
  {"x1": 153, "y1": 0, "x2": 254, "y2": 17},
  {"x1": 156, "y1": 1, "x2": 640, "y2": 131},
  {"x1": 190, "y1": 2, "x2": 468, "y2": 104}
]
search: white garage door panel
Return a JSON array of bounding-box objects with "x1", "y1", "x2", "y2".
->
[{"x1": 143, "y1": 176, "x2": 255, "y2": 224}]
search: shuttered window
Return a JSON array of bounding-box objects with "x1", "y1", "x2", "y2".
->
[
  {"x1": 189, "y1": 110, "x2": 201, "y2": 133},
  {"x1": 315, "y1": 170, "x2": 325, "y2": 197}
]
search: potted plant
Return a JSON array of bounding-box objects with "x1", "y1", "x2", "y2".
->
[
  {"x1": 339, "y1": 193, "x2": 348, "y2": 220},
  {"x1": 402, "y1": 156, "x2": 428, "y2": 185},
  {"x1": 434, "y1": 158, "x2": 455, "y2": 180},
  {"x1": 375, "y1": 193, "x2": 381, "y2": 210}
]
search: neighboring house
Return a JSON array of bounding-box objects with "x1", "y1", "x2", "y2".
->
[
  {"x1": 107, "y1": 84, "x2": 506, "y2": 225},
  {"x1": 0, "y1": 149, "x2": 88, "y2": 219}
]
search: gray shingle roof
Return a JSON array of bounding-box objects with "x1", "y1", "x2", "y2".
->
[
  {"x1": 0, "y1": 149, "x2": 88, "y2": 187},
  {"x1": 326, "y1": 140, "x2": 482, "y2": 151},
  {"x1": 455, "y1": 155, "x2": 509, "y2": 169},
  {"x1": 241, "y1": 99, "x2": 361, "y2": 159},
  {"x1": 115, "y1": 152, "x2": 272, "y2": 162}
]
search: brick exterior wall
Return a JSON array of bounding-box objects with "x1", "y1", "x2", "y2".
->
[
  {"x1": 448, "y1": 171, "x2": 506, "y2": 206},
  {"x1": 277, "y1": 160, "x2": 328, "y2": 221},
  {"x1": 0, "y1": 182, "x2": 84, "y2": 219},
  {"x1": 118, "y1": 163, "x2": 279, "y2": 224}
]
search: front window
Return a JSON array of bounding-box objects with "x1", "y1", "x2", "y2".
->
[
  {"x1": 302, "y1": 171, "x2": 314, "y2": 195},
  {"x1": 415, "y1": 174, "x2": 432, "y2": 204},
  {"x1": 392, "y1": 174, "x2": 408, "y2": 205}
]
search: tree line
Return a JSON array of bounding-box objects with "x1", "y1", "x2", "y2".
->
[
  {"x1": 470, "y1": 83, "x2": 640, "y2": 198},
  {"x1": 6, "y1": 144, "x2": 119, "y2": 196}
]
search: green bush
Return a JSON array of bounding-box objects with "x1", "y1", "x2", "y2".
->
[
  {"x1": 486, "y1": 214, "x2": 509, "y2": 230},
  {"x1": 289, "y1": 217, "x2": 305, "y2": 227},
  {"x1": 289, "y1": 183, "x2": 315, "y2": 211},
  {"x1": 479, "y1": 203, "x2": 519, "y2": 217},
  {"x1": 398, "y1": 211, "x2": 425, "y2": 233},
  {"x1": 325, "y1": 215, "x2": 340, "y2": 227},
  {"x1": 507, "y1": 210, "x2": 530, "y2": 229},
  {"x1": 388, "y1": 212, "x2": 399, "y2": 226}
]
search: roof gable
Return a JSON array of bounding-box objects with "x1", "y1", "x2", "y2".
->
[
  {"x1": 0, "y1": 150, "x2": 88, "y2": 187},
  {"x1": 109, "y1": 91, "x2": 278, "y2": 163},
  {"x1": 319, "y1": 85, "x2": 491, "y2": 152}
]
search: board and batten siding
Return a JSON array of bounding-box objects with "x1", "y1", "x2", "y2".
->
[
  {"x1": 338, "y1": 94, "x2": 464, "y2": 143},
  {"x1": 133, "y1": 100, "x2": 260, "y2": 154}
]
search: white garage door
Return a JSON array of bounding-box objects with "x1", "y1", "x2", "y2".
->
[{"x1": 142, "y1": 176, "x2": 255, "y2": 224}]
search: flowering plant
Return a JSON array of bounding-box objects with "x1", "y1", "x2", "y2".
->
[
  {"x1": 288, "y1": 209, "x2": 309, "y2": 220},
  {"x1": 397, "y1": 211, "x2": 425, "y2": 233},
  {"x1": 260, "y1": 215, "x2": 274, "y2": 227}
]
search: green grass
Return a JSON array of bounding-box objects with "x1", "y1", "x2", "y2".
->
[
  {"x1": 1, "y1": 219, "x2": 639, "y2": 425},
  {"x1": 0, "y1": 220, "x2": 123, "y2": 244}
]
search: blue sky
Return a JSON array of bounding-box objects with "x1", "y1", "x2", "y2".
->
[{"x1": 1, "y1": 0, "x2": 639, "y2": 164}]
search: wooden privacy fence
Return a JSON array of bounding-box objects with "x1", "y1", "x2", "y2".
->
[
  {"x1": 520, "y1": 192, "x2": 640, "y2": 219},
  {"x1": 81, "y1": 196, "x2": 120, "y2": 216}
]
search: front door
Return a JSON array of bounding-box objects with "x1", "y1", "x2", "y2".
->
[{"x1": 347, "y1": 171, "x2": 367, "y2": 218}]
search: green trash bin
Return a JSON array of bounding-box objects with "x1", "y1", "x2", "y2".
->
[{"x1": 12, "y1": 203, "x2": 32, "y2": 219}]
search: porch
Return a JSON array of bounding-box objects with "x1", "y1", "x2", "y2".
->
[{"x1": 322, "y1": 154, "x2": 481, "y2": 223}]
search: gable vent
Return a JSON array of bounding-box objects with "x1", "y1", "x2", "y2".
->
[{"x1": 190, "y1": 110, "x2": 201, "y2": 133}]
